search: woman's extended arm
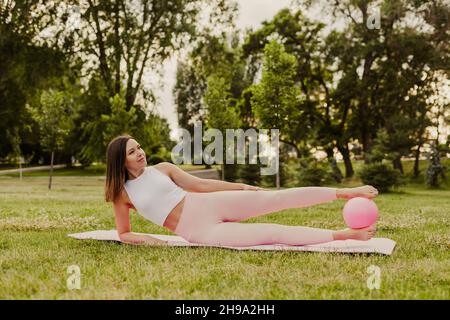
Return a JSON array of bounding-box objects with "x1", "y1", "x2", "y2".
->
[
  {"x1": 163, "y1": 162, "x2": 269, "y2": 192},
  {"x1": 113, "y1": 198, "x2": 167, "y2": 246}
]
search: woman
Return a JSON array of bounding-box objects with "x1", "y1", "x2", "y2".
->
[{"x1": 105, "y1": 135, "x2": 378, "y2": 247}]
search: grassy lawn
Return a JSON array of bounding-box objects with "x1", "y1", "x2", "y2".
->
[{"x1": 0, "y1": 161, "x2": 449, "y2": 299}]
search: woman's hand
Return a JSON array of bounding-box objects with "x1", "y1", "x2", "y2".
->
[
  {"x1": 120, "y1": 233, "x2": 169, "y2": 246},
  {"x1": 336, "y1": 185, "x2": 379, "y2": 200}
]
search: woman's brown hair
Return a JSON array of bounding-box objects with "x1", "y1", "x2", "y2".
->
[{"x1": 105, "y1": 134, "x2": 133, "y2": 203}]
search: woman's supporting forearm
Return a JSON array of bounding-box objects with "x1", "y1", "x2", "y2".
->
[{"x1": 119, "y1": 232, "x2": 167, "y2": 246}]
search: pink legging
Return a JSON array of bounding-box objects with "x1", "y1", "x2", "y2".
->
[{"x1": 174, "y1": 187, "x2": 338, "y2": 247}]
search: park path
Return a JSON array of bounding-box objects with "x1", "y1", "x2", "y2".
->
[
  {"x1": 186, "y1": 168, "x2": 220, "y2": 180},
  {"x1": 0, "y1": 164, "x2": 66, "y2": 175}
]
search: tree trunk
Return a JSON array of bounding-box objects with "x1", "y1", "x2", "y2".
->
[
  {"x1": 276, "y1": 170, "x2": 280, "y2": 190},
  {"x1": 413, "y1": 143, "x2": 421, "y2": 178},
  {"x1": 393, "y1": 156, "x2": 404, "y2": 175},
  {"x1": 48, "y1": 150, "x2": 54, "y2": 190},
  {"x1": 337, "y1": 143, "x2": 354, "y2": 178},
  {"x1": 324, "y1": 146, "x2": 334, "y2": 162},
  {"x1": 325, "y1": 146, "x2": 343, "y2": 183},
  {"x1": 114, "y1": 0, "x2": 121, "y2": 94},
  {"x1": 361, "y1": 129, "x2": 373, "y2": 165},
  {"x1": 221, "y1": 163, "x2": 225, "y2": 181}
]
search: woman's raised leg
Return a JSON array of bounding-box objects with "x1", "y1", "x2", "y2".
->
[
  {"x1": 175, "y1": 187, "x2": 376, "y2": 247},
  {"x1": 206, "y1": 187, "x2": 338, "y2": 223}
]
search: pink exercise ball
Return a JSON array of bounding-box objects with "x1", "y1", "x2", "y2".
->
[{"x1": 342, "y1": 197, "x2": 378, "y2": 229}]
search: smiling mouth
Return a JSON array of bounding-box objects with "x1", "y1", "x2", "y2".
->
[{"x1": 138, "y1": 158, "x2": 145, "y2": 162}]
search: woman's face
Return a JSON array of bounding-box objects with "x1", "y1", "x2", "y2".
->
[{"x1": 125, "y1": 139, "x2": 147, "y2": 172}]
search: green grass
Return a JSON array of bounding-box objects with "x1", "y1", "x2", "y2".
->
[{"x1": 0, "y1": 162, "x2": 449, "y2": 299}]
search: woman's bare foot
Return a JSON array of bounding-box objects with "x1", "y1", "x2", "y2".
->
[
  {"x1": 332, "y1": 225, "x2": 377, "y2": 241},
  {"x1": 336, "y1": 185, "x2": 379, "y2": 200}
]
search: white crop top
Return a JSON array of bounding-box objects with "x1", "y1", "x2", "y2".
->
[{"x1": 123, "y1": 166, "x2": 187, "y2": 226}]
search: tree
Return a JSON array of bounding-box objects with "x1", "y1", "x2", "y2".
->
[
  {"x1": 243, "y1": 9, "x2": 327, "y2": 158},
  {"x1": 244, "y1": 2, "x2": 449, "y2": 180},
  {"x1": 174, "y1": 60, "x2": 208, "y2": 136},
  {"x1": 100, "y1": 94, "x2": 138, "y2": 146},
  {"x1": 173, "y1": 32, "x2": 237, "y2": 122},
  {"x1": 19, "y1": 0, "x2": 238, "y2": 165},
  {"x1": 425, "y1": 140, "x2": 447, "y2": 188},
  {"x1": 323, "y1": 0, "x2": 449, "y2": 171},
  {"x1": 251, "y1": 41, "x2": 302, "y2": 189},
  {"x1": 38, "y1": 0, "x2": 237, "y2": 109},
  {"x1": 173, "y1": 31, "x2": 251, "y2": 174},
  {"x1": 0, "y1": 0, "x2": 76, "y2": 162},
  {"x1": 204, "y1": 73, "x2": 241, "y2": 180},
  {"x1": 242, "y1": 8, "x2": 354, "y2": 178},
  {"x1": 28, "y1": 89, "x2": 73, "y2": 189},
  {"x1": 6, "y1": 127, "x2": 23, "y2": 180}
]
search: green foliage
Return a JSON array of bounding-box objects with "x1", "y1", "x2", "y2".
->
[
  {"x1": 251, "y1": 40, "x2": 301, "y2": 130},
  {"x1": 27, "y1": 89, "x2": 73, "y2": 153},
  {"x1": 173, "y1": 60, "x2": 207, "y2": 134},
  {"x1": 136, "y1": 115, "x2": 174, "y2": 159},
  {"x1": 328, "y1": 158, "x2": 343, "y2": 183},
  {"x1": 2, "y1": 0, "x2": 449, "y2": 186},
  {"x1": 73, "y1": 80, "x2": 174, "y2": 165},
  {"x1": 63, "y1": 0, "x2": 237, "y2": 109},
  {"x1": 297, "y1": 162, "x2": 333, "y2": 187},
  {"x1": 367, "y1": 120, "x2": 419, "y2": 164},
  {"x1": 148, "y1": 146, "x2": 172, "y2": 164},
  {"x1": 278, "y1": 145, "x2": 296, "y2": 187},
  {"x1": 69, "y1": 74, "x2": 111, "y2": 165},
  {"x1": 235, "y1": 87, "x2": 258, "y2": 128},
  {"x1": 203, "y1": 70, "x2": 242, "y2": 181},
  {"x1": 5, "y1": 127, "x2": 22, "y2": 164},
  {"x1": 100, "y1": 94, "x2": 138, "y2": 146},
  {"x1": 176, "y1": 33, "x2": 255, "y2": 182},
  {"x1": 231, "y1": 136, "x2": 263, "y2": 185},
  {"x1": 250, "y1": 40, "x2": 305, "y2": 187},
  {"x1": 175, "y1": 32, "x2": 252, "y2": 138},
  {"x1": 238, "y1": 163, "x2": 262, "y2": 185},
  {"x1": 0, "y1": 17, "x2": 73, "y2": 160},
  {"x1": 366, "y1": 128, "x2": 396, "y2": 163},
  {"x1": 0, "y1": 0, "x2": 237, "y2": 166},
  {"x1": 222, "y1": 163, "x2": 239, "y2": 183},
  {"x1": 204, "y1": 73, "x2": 240, "y2": 129},
  {"x1": 425, "y1": 141, "x2": 447, "y2": 188},
  {"x1": 98, "y1": 92, "x2": 174, "y2": 164},
  {"x1": 358, "y1": 163, "x2": 402, "y2": 193}
]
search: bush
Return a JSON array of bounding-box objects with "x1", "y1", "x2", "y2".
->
[
  {"x1": 328, "y1": 158, "x2": 343, "y2": 183},
  {"x1": 424, "y1": 141, "x2": 447, "y2": 188},
  {"x1": 148, "y1": 146, "x2": 172, "y2": 164},
  {"x1": 148, "y1": 154, "x2": 166, "y2": 164},
  {"x1": 238, "y1": 163, "x2": 262, "y2": 185},
  {"x1": 223, "y1": 163, "x2": 239, "y2": 182},
  {"x1": 358, "y1": 163, "x2": 401, "y2": 193},
  {"x1": 298, "y1": 165, "x2": 332, "y2": 187}
]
